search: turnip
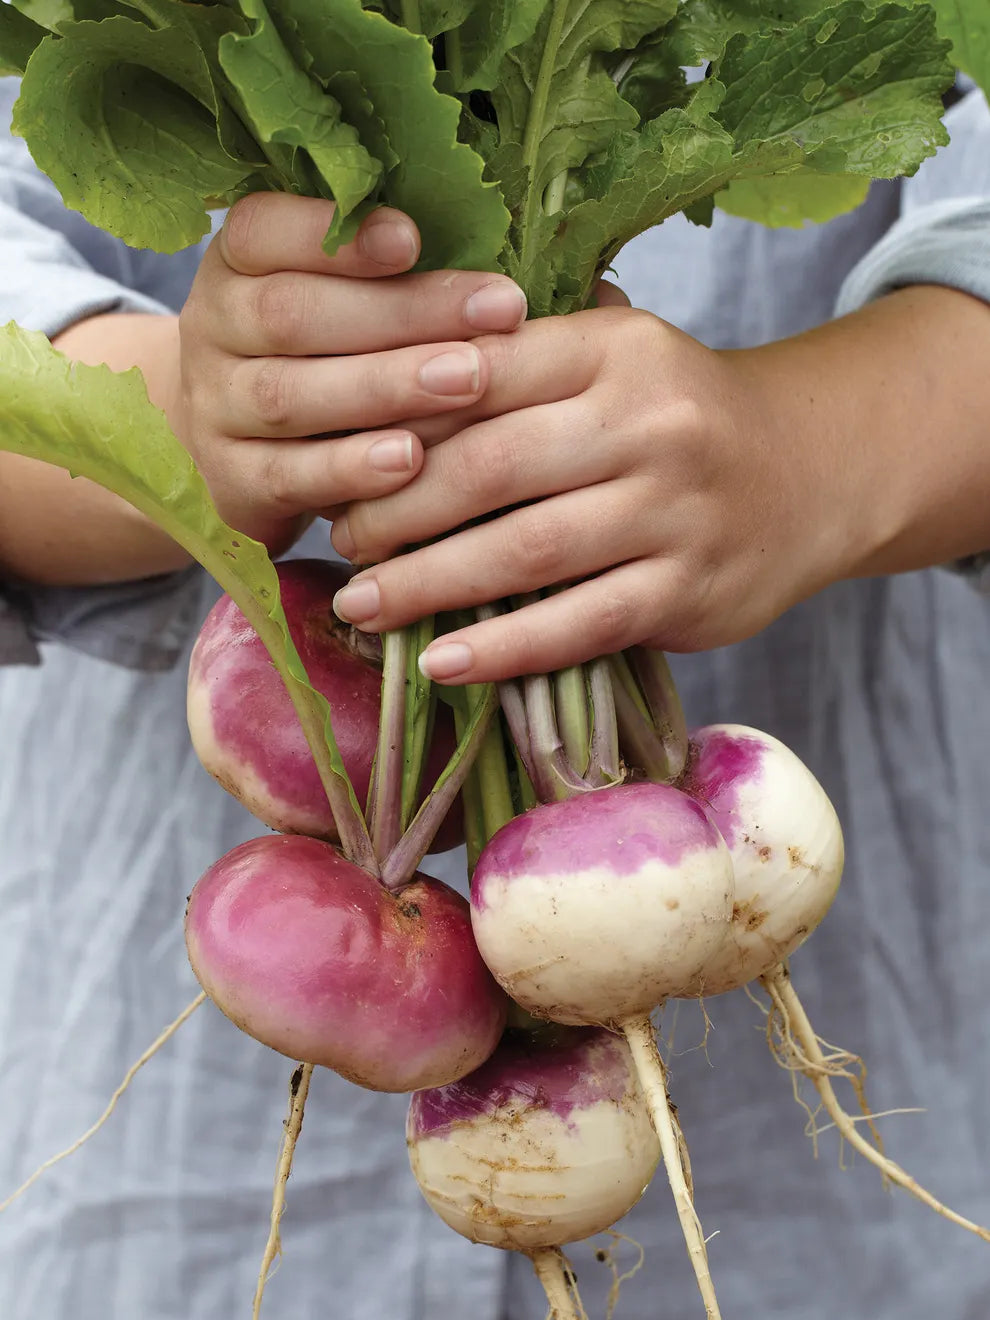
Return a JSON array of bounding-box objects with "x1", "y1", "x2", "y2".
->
[
  {"x1": 471, "y1": 781, "x2": 735, "y2": 1319},
  {"x1": 187, "y1": 558, "x2": 460, "y2": 851},
  {"x1": 678, "y1": 723, "x2": 844, "y2": 996},
  {"x1": 407, "y1": 1025, "x2": 660, "y2": 1318},
  {"x1": 680, "y1": 723, "x2": 990, "y2": 1244},
  {"x1": 185, "y1": 833, "x2": 507, "y2": 1092}
]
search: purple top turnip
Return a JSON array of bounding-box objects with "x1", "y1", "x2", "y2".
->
[
  {"x1": 470, "y1": 782, "x2": 735, "y2": 1027},
  {"x1": 186, "y1": 559, "x2": 458, "y2": 848},
  {"x1": 678, "y1": 724, "x2": 844, "y2": 996},
  {"x1": 407, "y1": 1026, "x2": 659, "y2": 1251},
  {"x1": 185, "y1": 834, "x2": 507, "y2": 1092}
]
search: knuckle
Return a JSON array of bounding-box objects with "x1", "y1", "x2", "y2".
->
[
  {"x1": 221, "y1": 194, "x2": 268, "y2": 270},
  {"x1": 252, "y1": 275, "x2": 306, "y2": 353},
  {"x1": 249, "y1": 359, "x2": 293, "y2": 431},
  {"x1": 442, "y1": 429, "x2": 514, "y2": 505},
  {"x1": 510, "y1": 511, "x2": 569, "y2": 578},
  {"x1": 256, "y1": 448, "x2": 298, "y2": 512},
  {"x1": 587, "y1": 588, "x2": 638, "y2": 651}
]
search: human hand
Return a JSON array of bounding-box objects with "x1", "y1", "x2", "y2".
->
[
  {"x1": 328, "y1": 298, "x2": 865, "y2": 681},
  {"x1": 171, "y1": 193, "x2": 527, "y2": 552}
]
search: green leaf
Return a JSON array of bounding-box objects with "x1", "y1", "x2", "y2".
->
[
  {"x1": 0, "y1": 321, "x2": 375, "y2": 868},
  {"x1": 714, "y1": 3, "x2": 953, "y2": 180},
  {"x1": 544, "y1": 109, "x2": 736, "y2": 313},
  {"x1": 218, "y1": 0, "x2": 383, "y2": 232},
  {"x1": 14, "y1": 16, "x2": 258, "y2": 250},
  {"x1": 446, "y1": 0, "x2": 545, "y2": 91},
  {"x1": 666, "y1": 0, "x2": 847, "y2": 65},
  {"x1": 0, "y1": 3, "x2": 49, "y2": 74},
  {"x1": 11, "y1": 0, "x2": 73, "y2": 31},
  {"x1": 929, "y1": 0, "x2": 990, "y2": 91},
  {"x1": 270, "y1": 0, "x2": 510, "y2": 270},
  {"x1": 716, "y1": 171, "x2": 871, "y2": 226},
  {"x1": 490, "y1": 0, "x2": 677, "y2": 296}
]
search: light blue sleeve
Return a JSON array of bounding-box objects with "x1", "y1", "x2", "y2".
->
[
  {"x1": 834, "y1": 87, "x2": 990, "y2": 591},
  {"x1": 0, "y1": 76, "x2": 208, "y2": 669}
]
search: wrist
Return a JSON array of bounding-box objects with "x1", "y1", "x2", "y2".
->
[{"x1": 729, "y1": 285, "x2": 990, "y2": 592}]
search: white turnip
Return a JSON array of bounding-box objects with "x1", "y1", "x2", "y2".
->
[
  {"x1": 408, "y1": 1025, "x2": 660, "y2": 1318},
  {"x1": 470, "y1": 781, "x2": 735, "y2": 1318},
  {"x1": 678, "y1": 723, "x2": 990, "y2": 1244}
]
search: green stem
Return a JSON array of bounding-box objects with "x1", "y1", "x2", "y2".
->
[
  {"x1": 609, "y1": 655, "x2": 673, "y2": 783},
  {"x1": 553, "y1": 665, "x2": 591, "y2": 776},
  {"x1": 587, "y1": 658, "x2": 620, "y2": 785},
  {"x1": 474, "y1": 703, "x2": 517, "y2": 841},
  {"x1": 543, "y1": 167, "x2": 569, "y2": 217},
  {"x1": 381, "y1": 685, "x2": 499, "y2": 889},
  {"x1": 524, "y1": 673, "x2": 592, "y2": 802},
  {"x1": 518, "y1": 0, "x2": 569, "y2": 279},
  {"x1": 400, "y1": 0, "x2": 421, "y2": 32},
  {"x1": 368, "y1": 629, "x2": 409, "y2": 863},
  {"x1": 630, "y1": 647, "x2": 689, "y2": 782},
  {"x1": 401, "y1": 615, "x2": 436, "y2": 830},
  {"x1": 445, "y1": 27, "x2": 465, "y2": 86}
]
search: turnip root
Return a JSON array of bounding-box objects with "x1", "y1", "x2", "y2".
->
[
  {"x1": 187, "y1": 559, "x2": 458, "y2": 849},
  {"x1": 681, "y1": 723, "x2": 990, "y2": 1244},
  {"x1": 185, "y1": 834, "x2": 507, "y2": 1092},
  {"x1": 407, "y1": 1026, "x2": 660, "y2": 1318},
  {"x1": 470, "y1": 782, "x2": 734, "y2": 1318}
]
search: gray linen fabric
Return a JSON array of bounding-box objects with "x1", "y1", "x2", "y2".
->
[{"x1": 1, "y1": 74, "x2": 990, "y2": 1320}]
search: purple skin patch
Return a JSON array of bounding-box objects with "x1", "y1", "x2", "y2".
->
[
  {"x1": 185, "y1": 834, "x2": 506, "y2": 1091},
  {"x1": 189, "y1": 560, "x2": 381, "y2": 827},
  {"x1": 189, "y1": 559, "x2": 459, "y2": 843},
  {"x1": 680, "y1": 726, "x2": 767, "y2": 848},
  {"x1": 471, "y1": 782, "x2": 723, "y2": 910},
  {"x1": 408, "y1": 1027, "x2": 632, "y2": 1139}
]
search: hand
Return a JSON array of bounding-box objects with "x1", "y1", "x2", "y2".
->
[
  {"x1": 327, "y1": 297, "x2": 875, "y2": 681},
  {"x1": 171, "y1": 193, "x2": 528, "y2": 552}
]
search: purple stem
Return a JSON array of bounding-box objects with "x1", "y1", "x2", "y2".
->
[
  {"x1": 630, "y1": 647, "x2": 689, "y2": 781},
  {"x1": 524, "y1": 672, "x2": 594, "y2": 802},
  {"x1": 609, "y1": 655, "x2": 674, "y2": 782},
  {"x1": 475, "y1": 603, "x2": 538, "y2": 786}
]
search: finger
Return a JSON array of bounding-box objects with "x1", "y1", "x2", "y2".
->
[
  {"x1": 415, "y1": 561, "x2": 666, "y2": 682},
  {"x1": 331, "y1": 398, "x2": 624, "y2": 563},
  {"x1": 408, "y1": 306, "x2": 633, "y2": 446},
  {"x1": 330, "y1": 482, "x2": 648, "y2": 628},
  {"x1": 220, "y1": 194, "x2": 421, "y2": 278},
  {"x1": 211, "y1": 267, "x2": 527, "y2": 358},
  {"x1": 212, "y1": 428, "x2": 424, "y2": 525},
  {"x1": 223, "y1": 340, "x2": 489, "y2": 438},
  {"x1": 593, "y1": 278, "x2": 632, "y2": 309}
]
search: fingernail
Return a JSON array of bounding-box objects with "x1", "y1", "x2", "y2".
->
[
  {"x1": 419, "y1": 641, "x2": 474, "y2": 680},
  {"x1": 464, "y1": 282, "x2": 527, "y2": 331},
  {"x1": 367, "y1": 433, "x2": 415, "y2": 473},
  {"x1": 333, "y1": 576, "x2": 380, "y2": 623},
  {"x1": 360, "y1": 218, "x2": 418, "y2": 268},
  {"x1": 331, "y1": 515, "x2": 355, "y2": 560},
  {"x1": 418, "y1": 347, "x2": 481, "y2": 397}
]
